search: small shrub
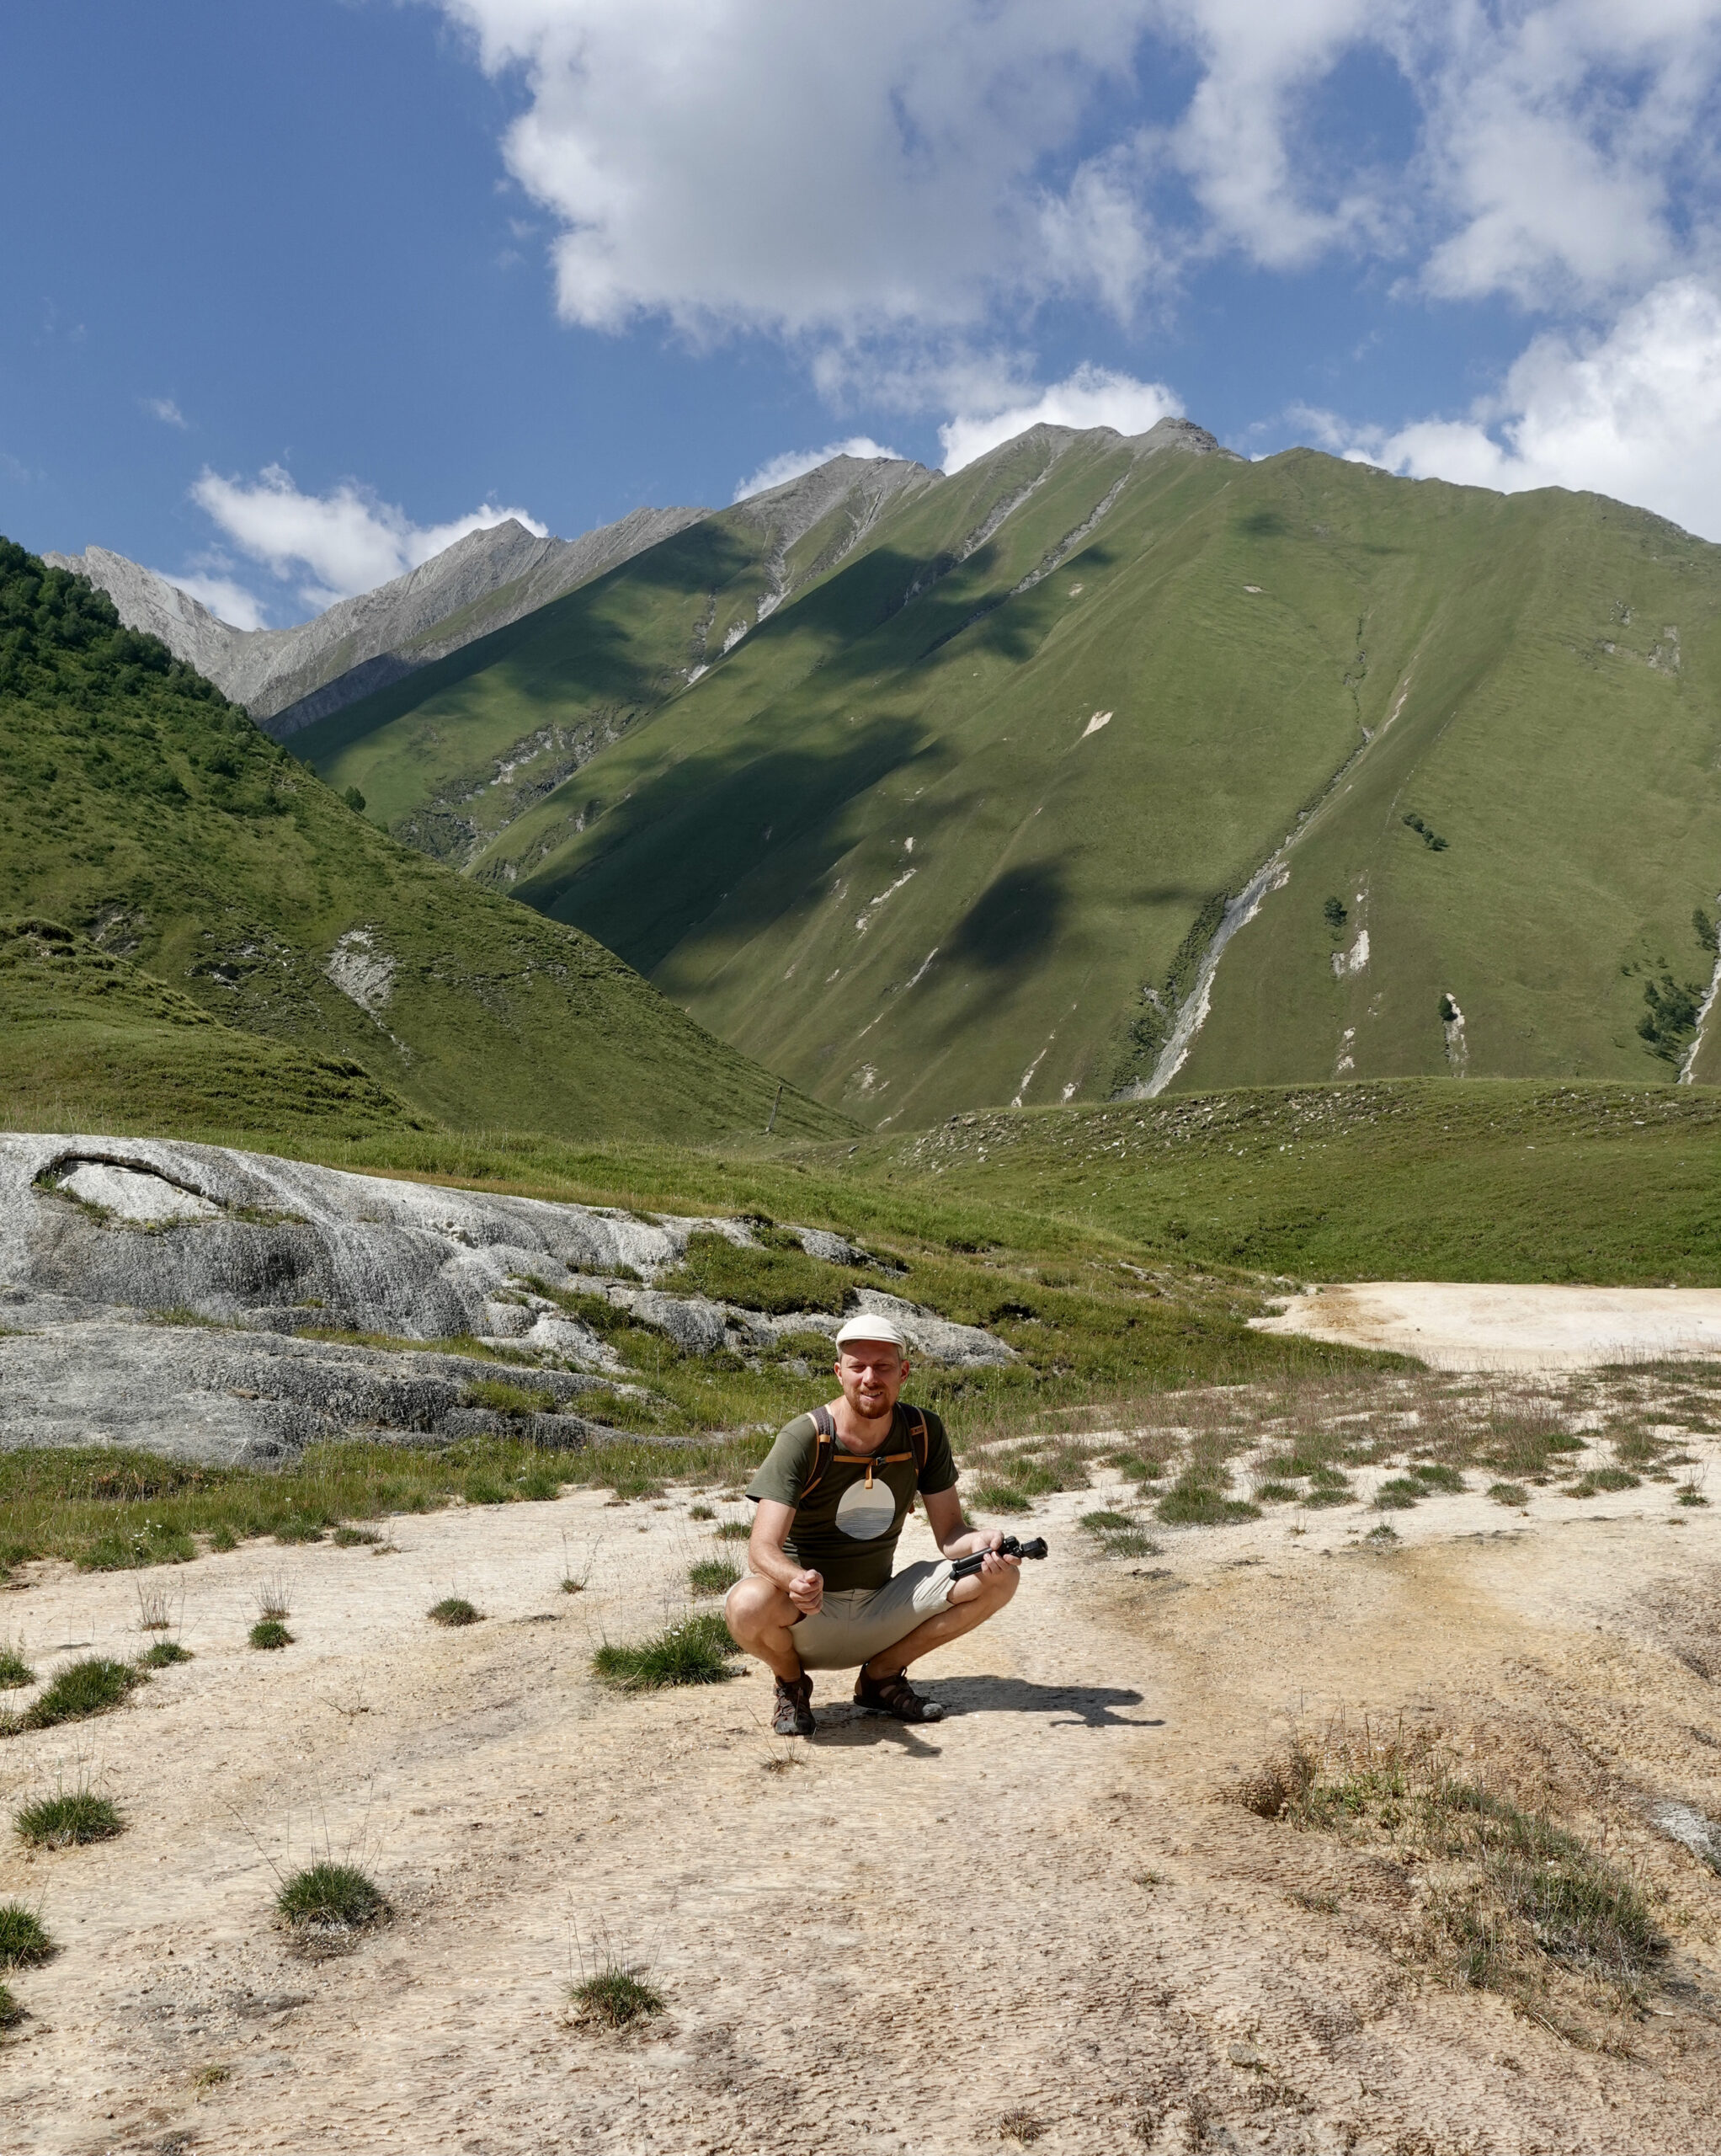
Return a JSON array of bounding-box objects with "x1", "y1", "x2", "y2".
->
[
  {"x1": 24, "y1": 1657, "x2": 141, "y2": 1728},
  {"x1": 714, "y1": 1519, "x2": 752, "y2": 1540},
  {"x1": 688, "y1": 1558, "x2": 741, "y2": 1597},
  {"x1": 15, "y1": 1790, "x2": 124, "y2": 1848},
  {"x1": 138, "y1": 1639, "x2": 193, "y2": 1668},
  {"x1": 593, "y1": 1613, "x2": 737, "y2": 1690},
  {"x1": 570, "y1": 1967, "x2": 664, "y2": 2029},
  {"x1": 249, "y1": 1620, "x2": 294, "y2": 1651},
  {"x1": 0, "y1": 1645, "x2": 34, "y2": 1690},
  {"x1": 1373, "y1": 1477, "x2": 1424, "y2": 1511},
  {"x1": 0, "y1": 1903, "x2": 54, "y2": 1967},
  {"x1": 1488, "y1": 1482, "x2": 1529, "y2": 1507},
  {"x1": 332, "y1": 1526, "x2": 382, "y2": 1547},
  {"x1": 275, "y1": 1860, "x2": 388, "y2": 1931},
  {"x1": 429, "y1": 1597, "x2": 482, "y2": 1627}
]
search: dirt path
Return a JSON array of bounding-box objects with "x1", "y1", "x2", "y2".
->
[
  {"x1": 2, "y1": 1470, "x2": 1719, "y2": 2153},
  {"x1": 1254, "y1": 1282, "x2": 1721, "y2": 1369}
]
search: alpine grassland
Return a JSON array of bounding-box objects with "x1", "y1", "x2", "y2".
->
[
  {"x1": 290, "y1": 427, "x2": 1721, "y2": 1124},
  {"x1": 0, "y1": 540, "x2": 842, "y2": 1145},
  {"x1": 841, "y1": 1078, "x2": 1721, "y2": 1284}
]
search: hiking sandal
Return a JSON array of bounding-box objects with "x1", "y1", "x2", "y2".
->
[
  {"x1": 772, "y1": 1672, "x2": 816, "y2": 1737},
  {"x1": 854, "y1": 1668, "x2": 945, "y2": 1723}
]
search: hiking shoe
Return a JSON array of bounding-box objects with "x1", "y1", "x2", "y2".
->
[
  {"x1": 772, "y1": 1672, "x2": 815, "y2": 1737},
  {"x1": 854, "y1": 1668, "x2": 945, "y2": 1723}
]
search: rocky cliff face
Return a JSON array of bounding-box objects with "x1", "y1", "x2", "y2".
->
[{"x1": 45, "y1": 504, "x2": 705, "y2": 737}]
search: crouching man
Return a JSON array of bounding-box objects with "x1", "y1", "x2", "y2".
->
[{"x1": 724, "y1": 1314, "x2": 1020, "y2": 1735}]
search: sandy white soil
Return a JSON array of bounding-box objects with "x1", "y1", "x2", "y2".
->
[
  {"x1": 1254, "y1": 1283, "x2": 1721, "y2": 1369},
  {"x1": 1, "y1": 1465, "x2": 1719, "y2": 2154}
]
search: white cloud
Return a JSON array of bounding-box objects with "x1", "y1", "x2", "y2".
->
[
  {"x1": 939, "y1": 365, "x2": 1182, "y2": 472},
  {"x1": 1309, "y1": 277, "x2": 1721, "y2": 541},
  {"x1": 143, "y1": 397, "x2": 189, "y2": 430},
  {"x1": 435, "y1": 0, "x2": 1721, "y2": 347},
  {"x1": 732, "y1": 437, "x2": 903, "y2": 502},
  {"x1": 437, "y1": 0, "x2": 1163, "y2": 338},
  {"x1": 189, "y1": 464, "x2": 547, "y2": 609}
]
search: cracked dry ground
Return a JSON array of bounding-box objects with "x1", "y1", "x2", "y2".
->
[{"x1": 2, "y1": 1483, "x2": 1718, "y2": 2154}]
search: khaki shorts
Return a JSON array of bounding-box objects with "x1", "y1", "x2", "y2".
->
[{"x1": 728, "y1": 1558, "x2": 956, "y2": 1671}]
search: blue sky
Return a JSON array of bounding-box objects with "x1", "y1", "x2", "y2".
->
[{"x1": 5, "y1": 1, "x2": 1720, "y2": 627}]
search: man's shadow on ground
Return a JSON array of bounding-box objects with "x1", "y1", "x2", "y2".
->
[{"x1": 812, "y1": 1677, "x2": 1162, "y2": 1750}]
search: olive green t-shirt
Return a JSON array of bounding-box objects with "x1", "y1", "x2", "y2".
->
[{"x1": 746, "y1": 1404, "x2": 958, "y2": 1593}]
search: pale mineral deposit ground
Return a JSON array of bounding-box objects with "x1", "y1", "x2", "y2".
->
[
  {"x1": 2, "y1": 1437, "x2": 1719, "y2": 2156},
  {"x1": 1255, "y1": 1283, "x2": 1721, "y2": 1370}
]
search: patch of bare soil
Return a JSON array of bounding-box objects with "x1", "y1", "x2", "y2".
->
[
  {"x1": 1, "y1": 1461, "x2": 1718, "y2": 2153},
  {"x1": 1255, "y1": 1283, "x2": 1721, "y2": 1369}
]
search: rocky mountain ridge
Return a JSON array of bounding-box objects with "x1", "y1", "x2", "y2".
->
[{"x1": 46, "y1": 503, "x2": 702, "y2": 737}]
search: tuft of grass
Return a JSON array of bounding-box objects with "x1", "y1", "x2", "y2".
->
[
  {"x1": 1373, "y1": 1476, "x2": 1425, "y2": 1511},
  {"x1": 1097, "y1": 1528, "x2": 1163, "y2": 1558},
  {"x1": 1564, "y1": 1466, "x2": 1642, "y2": 1499},
  {"x1": 1254, "y1": 1480, "x2": 1302, "y2": 1502},
  {"x1": 1237, "y1": 1717, "x2": 1662, "y2": 2025},
  {"x1": 713, "y1": 1519, "x2": 752, "y2": 1540},
  {"x1": 0, "y1": 1980, "x2": 19, "y2": 2026},
  {"x1": 0, "y1": 1903, "x2": 54, "y2": 1967},
  {"x1": 1410, "y1": 1462, "x2": 1467, "y2": 1492},
  {"x1": 1676, "y1": 1473, "x2": 1709, "y2": 1507},
  {"x1": 249, "y1": 1620, "x2": 294, "y2": 1651},
  {"x1": 1488, "y1": 1482, "x2": 1530, "y2": 1507},
  {"x1": 332, "y1": 1525, "x2": 383, "y2": 1548},
  {"x1": 687, "y1": 1503, "x2": 715, "y2": 1521},
  {"x1": 135, "y1": 1581, "x2": 175, "y2": 1630},
  {"x1": 462, "y1": 1378, "x2": 556, "y2": 1419},
  {"x1": 998, "y1": 2111, "x2": 1045, "y2": 2147},
  {"x1": 15, "y1": 1790, "x2": 124, "y2": 1849},
  {"x1": 192, "y1": 2063, "x2": 231, "y2": 2090},
  {"x1": 428, "y1": 1597, "x2": 482, "y2": 1627},
  {"x1": 688, "y1": 1557, "x2": 741, "y2": 1597},
  {"x1": 593, "y1": 1612, "x2": 738, "y2": 1691},
  {"x1": 254, "y1": 1574, "x2": 291, "y2": 1622},
  {"x1": 971, "y1": 1483, "x2": 1032, "y2": 1513},
  {"x1": 1079, "y1": 1509, "x2": 1133, "y2": 1532},
  {"x1": 570, "y1": 1967, "x2": 664, "y2": 2029},
  {"x1": 275, "y1": 1860, "x2": 388, "y2": 1932},
  {"x1": 1156, "y1": 1477, "x2": 1260, "y2": 1526},
  {"x1": 138, "y1": 1638, "x2": 194, "y2": 1668},
  {"x1": 17, "y1": 1656, "x2": 141, "y2": 1730},
  {"x1": 0, "y1": 1644, "x2": 35, "y2": 1690},
  {"x1": 1365, "y1": 1521, "x2": 1399, "y2": 1545}
]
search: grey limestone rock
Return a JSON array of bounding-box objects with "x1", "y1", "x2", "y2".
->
[{"x1": 0, "y1": 1135, "x2": 1012, "y2": 1465}]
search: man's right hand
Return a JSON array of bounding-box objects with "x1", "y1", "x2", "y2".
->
[{"x1": 788, "y1": 1568, "x2": 824, "y2": 1614}]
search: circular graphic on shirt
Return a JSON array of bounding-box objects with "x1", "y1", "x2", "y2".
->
[{"x1": 834, "y1": 1474, "x2": 898, "y2": 1540}]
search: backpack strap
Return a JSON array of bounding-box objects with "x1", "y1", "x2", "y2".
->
[
  {"x1": 799, "y1": 1406, "x2": 839, "y2": 1502},
  {"x1": 906, "y1": 1406, "x2": 930, "y2": 1481}
]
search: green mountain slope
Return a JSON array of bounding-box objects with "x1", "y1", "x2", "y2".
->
[
  {"x1": 0, "y1": 541, "x2": 845, "y2": 1144},
  {"x1": 292, "y1": 424, "x2": 1721, "y2": 1124},
  {"x1": 0, "y1": 916, "x2": 422, "y2": 1138}
]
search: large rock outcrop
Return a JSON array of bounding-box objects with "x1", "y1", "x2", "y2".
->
[{"x1": 0, "y1": 1136, "x2": 1010, "y2": 1465}]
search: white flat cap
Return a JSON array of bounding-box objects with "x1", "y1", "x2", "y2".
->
[{"x1": 834, "y1": 1313, "x2": 908, "y2": 1353}]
